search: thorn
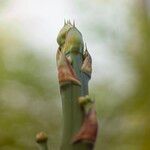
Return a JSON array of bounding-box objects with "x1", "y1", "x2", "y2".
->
[
  {"x1": 73, "y1": 20, "x2": 75, "y2": 27},
  {"x1": 64, "y1": 19, "x2": 66, "y2": 25},
  {"x1": 85, "y1": 43, "x2": 88, "y2": 51}
]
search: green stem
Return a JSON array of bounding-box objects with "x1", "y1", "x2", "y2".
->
[
  {"x1": 57, "y1": 21, "x2": 97, "y2": 150},
  {"x1": 60, "y1": 53, "x2": 92, "y2": 150},
  {"x1": 71, "y1": 53, "x2": 89, "y2": 96},
  {"x1": 37, "y1": 143, "x2": 48, "y2": 150}
]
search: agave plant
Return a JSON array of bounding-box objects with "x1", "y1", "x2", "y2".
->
[{"x1": 56, "y1": 20, "x2": 98, "y2": 150}]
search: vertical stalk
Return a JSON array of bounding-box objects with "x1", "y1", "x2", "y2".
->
[
  {"x1": 57, "y1": 20, "x2": 98, "y2": 150},
  {"x1": 37, "y1": 143, "x2": 48, "y2": 150}
]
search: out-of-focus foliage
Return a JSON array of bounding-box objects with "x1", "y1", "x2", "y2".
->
[
  {"x1": 0, "y1": 0, "x2": 10, "y2": 10},
  {"x1": 0, "y1": 0, "x2": 149, "y2": 150},
  {"x1": 93, "y1": 1, "x2": 150, "y2": 150},
  {"x1": 0, "y1": 28, "x2": 61, "y2": 149}
]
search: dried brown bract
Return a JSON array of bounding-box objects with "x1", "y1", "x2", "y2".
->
[
  {"x1": 56, "y1": 49, "x2": 81, "y2": 86},
  {"x1": 72, "y1": 108, "x2": 98, "y2": 144},
  {"x1": 81, "y1": 50, "x2": 92, "y2": 77}
]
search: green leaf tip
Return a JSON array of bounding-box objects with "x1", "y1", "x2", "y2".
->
[
  {"x1": 57, "y1": 20, "x2": 84, "y2": 55},
  {"x1": 57, "y1": 22, "x2": 72, "y2": 47},
  {"x1": 62, "y1": 27, "x2": 84, "y2": 54}
]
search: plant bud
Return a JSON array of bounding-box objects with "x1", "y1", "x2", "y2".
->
[
  {"x1": 62, "y1": 26, "x2": 84, "y2": 54},
  {"x1": 36, "y1": 131, "x2": 48, "y2": 143},
  {"x1": 78, "y1": 95, "x2": 93, "y2": 107},
  {"x1": 57, "y1": 22, "x2": 73, "y2": 47}
]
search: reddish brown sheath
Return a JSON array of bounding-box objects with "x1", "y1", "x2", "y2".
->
[{"x1": 72, "y1": 108, "x2": 98, "y2": 144}]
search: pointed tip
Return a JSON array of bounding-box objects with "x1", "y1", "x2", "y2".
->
[
  {"x1": 69, "y1": 20, "x2": 72, "y2": 25},
  {"x1": 73, "y1": 20, "x2": 75, "y2": 27},
  {"x1": 85, "y1": 43, "x2": 88, "y2": 51},
  {"x1": 67, "y1": 20, "x2": 70, "y2": 25},
  {"x1": 64, "y1": 19, "x2": 66, "y2": 25}
]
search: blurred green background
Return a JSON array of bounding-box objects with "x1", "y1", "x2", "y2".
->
[{"x1": 0, "y1": 0, "x2": 149, "y2": 149}]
